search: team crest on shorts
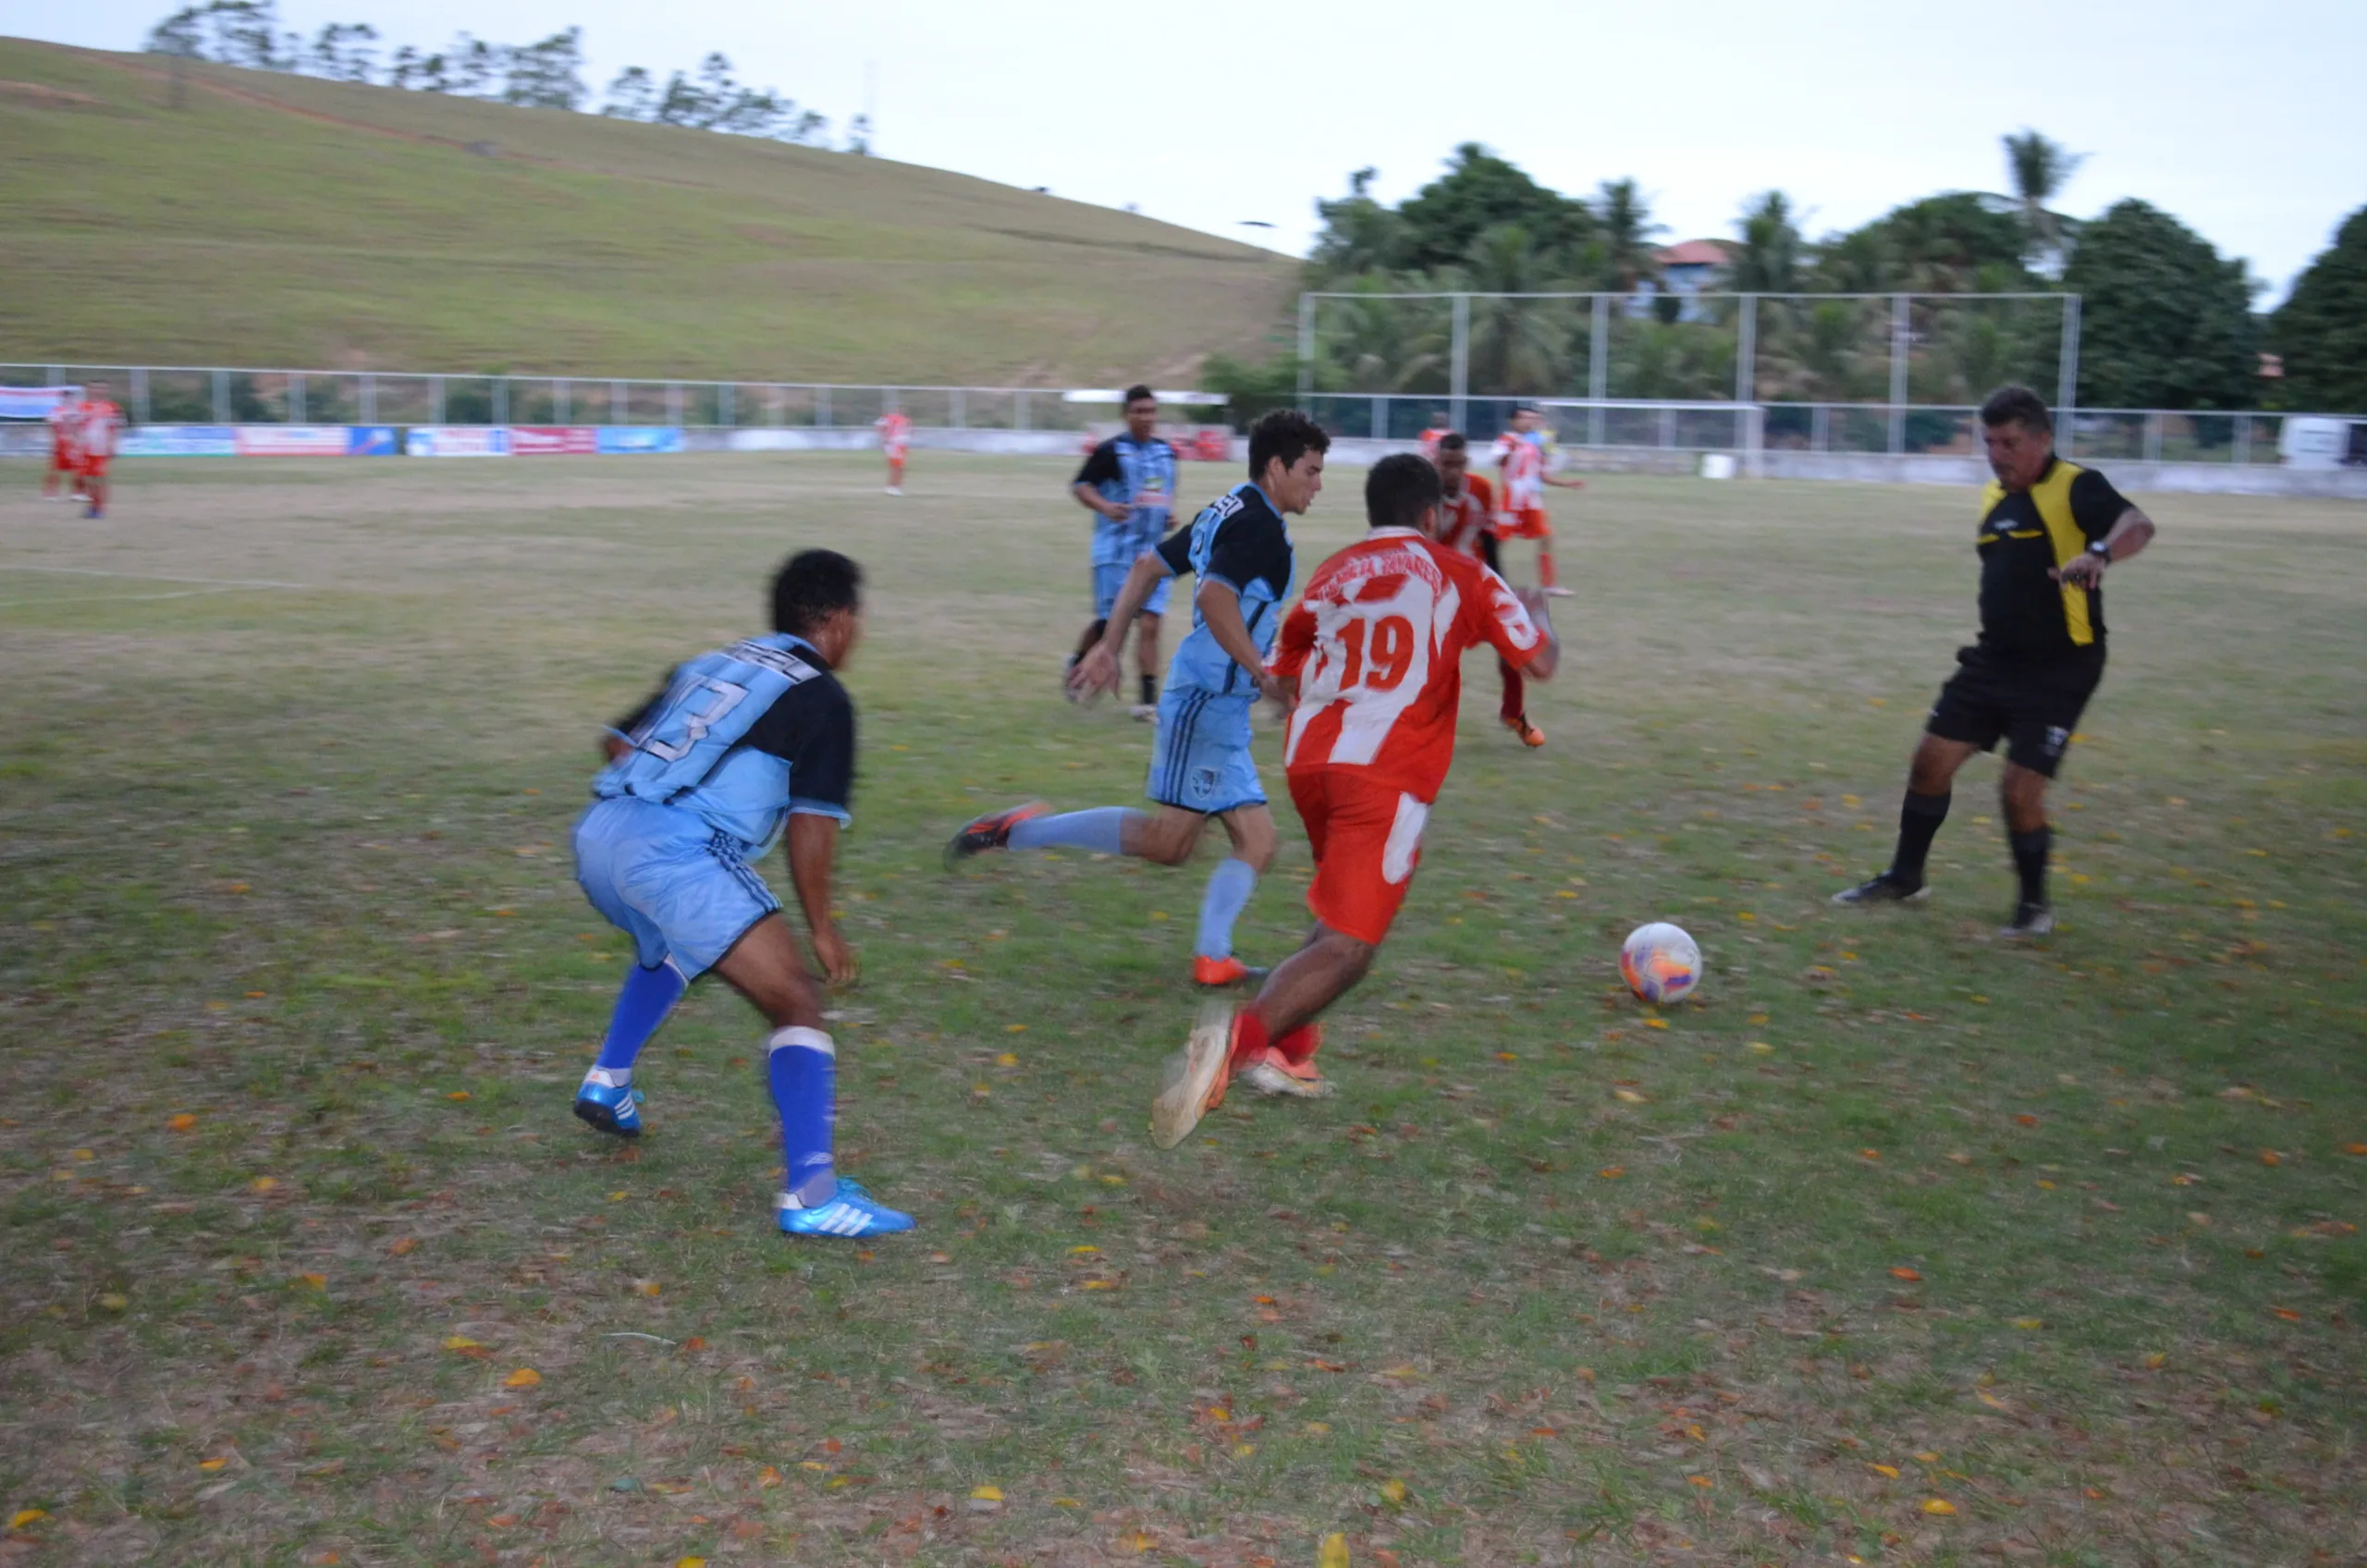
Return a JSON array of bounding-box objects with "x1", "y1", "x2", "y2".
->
[
  {"x1": 1189, "y1": 765, "x2": 1220, "y2": 802},
  {"x1": 2043, "y1": 726, "x2": 2069, "y2": 756}
]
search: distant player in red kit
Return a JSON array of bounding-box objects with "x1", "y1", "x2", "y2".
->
[
  {"x1": 1417, "y1": 410, "x2": 1453, "y2": 460},
  {"x1": 1150, "y1": 453, "x2": 1560, "y2": 1145},
  {"x1": 42, "y1": 388, "x2": 83, "y2": 503},
  {"x1": 1492, "y1": 405, "x2": 1582, "y2": 596},
  {"x1": 75, "y1": 381, "x2": 125, "y2": 520},
  {"x1": 1433, "y1": 432, "x2": 1544, "y2": 747},
  {"x1": 877, "y1": 407, "x2": 912, "y2": 496}
]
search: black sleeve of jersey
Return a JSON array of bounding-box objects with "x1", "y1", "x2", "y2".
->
[
  {"x1": 1203, "y1": 508, "x2": 1290, "y2": 596},
  {"x1": 1153, "y1": 523, "x2": 1195, "y2": 575},
  {"x1": 2068, "y1": 470, "x2": 2132, "y2": 540},
  {"x1": 1073, "y1": 441, "x2": 1120, "y2": 488},
  {"x1": 742, "y1": 678, "x2": 857, "y2": 812},
  {"x1": 614, "y1": 667, "x2": 678, "y2": 735}
]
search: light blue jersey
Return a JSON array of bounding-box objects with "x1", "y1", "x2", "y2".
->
[
  {"x1": 593, "y1": 633, "x2": 855, "y2": 859},
  {"x1": 1076, "y1": 435, "x2": 1180, "y2": 569},
  {"x1": 1151, "y1": 482, "x2": 1296, "y2": 699}
]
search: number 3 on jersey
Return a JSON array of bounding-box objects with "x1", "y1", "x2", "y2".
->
[
  {"x1": 1333, "y1": 613, "x2": 1416, "y2": 692},
  {"x1": 639, "y1": 676, "x2": 750, "y2": 762}
]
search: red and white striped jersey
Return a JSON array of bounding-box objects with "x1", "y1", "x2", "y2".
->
[
  {"x1": 76, "y1": 398, "x2": 123, "y2": 458},
  {"x1": 1436, "y1": 472, "x2": 1494, "y2": 558},
  {"x1": 1271, "y1": 527, "x2": 1545, "y2": 802},
  {"x1": 1493, "y1": 431, "x2": 1543, "y2": 508},
  {"x1": 47, "y1": 398, "x2": 81, "y2": 452},
  {"x1": 877, "y1": 410, "x2": 911, "y2": 453}
]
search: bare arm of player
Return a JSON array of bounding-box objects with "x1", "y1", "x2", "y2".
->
[
  {"x1": 1513, "y1": 586, "x2": 1563, "y2": 681},
  {"x1": 1071, "y1": 551, "x2": 1170, "y2": 699},
  {"x1": 1195, "y1": 580, "x2": 1288, "y2": 704},
  {"x1": 2052, "y1": 505, "x2": 2158, "y2": 588},
  {"x1": 784, "y1": 813, "x2": 857, "y2": 985},
  {"x1": 1072, "y1": 482, "x2": 1132, "y2": 523}
]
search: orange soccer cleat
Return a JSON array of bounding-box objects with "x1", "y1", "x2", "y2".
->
[
  {"x1": 1504, "y1": 714, "x2": 1546, "y2": 748},
  {"x1": 1192, "y1": 954, "x2": 1269, "y2": 988}
]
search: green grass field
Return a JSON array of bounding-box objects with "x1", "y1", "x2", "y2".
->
[
  {"x1": 2, "y1": 456, "x2": 2362, "y2": 1566},
  {"x1": 0, "y1": 38, "x2": 1295, "y2": 383}
]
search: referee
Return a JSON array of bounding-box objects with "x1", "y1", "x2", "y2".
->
[{"x1": 1834, "y1": 385, "x2": 2156, "y2": 937}]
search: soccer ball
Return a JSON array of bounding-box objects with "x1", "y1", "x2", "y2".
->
[{"x1": 1619, "y1": 922, "x2": 1701, "y2": 1004}]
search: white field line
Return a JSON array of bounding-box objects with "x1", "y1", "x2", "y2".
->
[{"x1": 0, "y1": 564, "x2": 313, "y2": 590}]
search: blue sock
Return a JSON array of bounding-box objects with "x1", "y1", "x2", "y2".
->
[
  {"x1": 768, "y1": 1027, "x2": 837, "y2": 1207},
  {"x1": 1007, "y1": 806, "x2": 1136, "y2": 856},
  {"x1": 591, "y1": 960, "x2": 687, "y2": 1076},
  {"x1": 1196, "y1": 857, "x2": 1257, "y2": 960}
]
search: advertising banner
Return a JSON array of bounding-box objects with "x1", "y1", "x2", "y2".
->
[
  {"x1": 119, "y1": 425, "x2": 239, "y2": 458},
  {"x1": 511, "y1": 425, "x2": 599, "y2": 456},
  {"x1": 346, "y1": 425, "x2": 399, "y2": 456},
  {"x1": 596, "y1": 426, "x2": 683, "y2": 455},
  {"x1": 235, "y1": 425, "x2": 356, "y2": 457},
  {"x1": 404, "y1": 426, "x2": 512, "y2": 458},
  {"x1": 0, "y1": 385, "x2": 80, "y2": 421}
]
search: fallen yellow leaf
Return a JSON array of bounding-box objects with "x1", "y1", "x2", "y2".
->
[
  {"x1": 1921, "y1": 1498, "x2": 1957, "y2": 1516},
  {"x1": 502, "y1": 1368, "x2": 542, "y2": 1389},
  {"x1": 293, "y1": 1272, "x2": 327, "y2": 1291},
  {"x1": 166, "y1": 1114, "x2": 198, "y2": 1133},
  {"x1": 995, "y1": 1053, "x2": 1019, "y2": 1067},
  {"x1": 2011, "y1": 1317, "x2": 2043, "y2": 1330},
  {"x1": 9, "y1": 1510, "x2": 47, "y2": 1528},
  {"x1": 1869, "y1": 1463, "x2": 1900, "y2": 1478},
  {"x1": 674, "y1": 1558, "x2": 706, "y2": 1568},
  {"x1": 1123, "y1": 1530, "x2": 1158, "y2": 1553},
  {"x1": 1613, "y1": 1088, "x2": 1647, "y2": 1104},
  {"x1": 388, "y1": 1236, "x2": 418, "y2": 1256},
  {"x1": 1597, "y1": 1166, "x2": 1625, "y2": 1179},
  {"x1": 446, "y1": 1091, "x2": 472, "y2": 1102},
  {"x1": 442, "y1": 1336, "x2": 483, "y2": 1352},
  {"x1": 1644, "y1": 1018, "x2": 1669, "y2": 1030},
  {"x1": 1070, "y1": 1244, "x2": 1099, "y2": 1255},
  {"x1": 633, "y1": 1280, "x2": 662, "y2": 1297},
  {"x1": 971, "y1": 1485, "x2": 1003, "y2": 1501},
  {"x1": 2141, "y1": 1353, "x2": 2167, "y2": 1369},
  {"x1": 1978, "y1": 1390, "x2": 2010, "y2": 1410},
  {"x1": 1913, "y1": 1451, "x2": 1940, "y2": 1464},
  {"x1": 1317, "y1": 1533, "x2": 1349, "y2": 1568},
  {"x1": 1380, "y1": 1477, "x2": 1407, "y2": 1503},
  {"x1": 757, "y1": 1465, "x2": 782, "y2": 1487},
  {"x1": 1686, "y1": 1474, "x2": 1713, "y2": 1488},
  {"x1": 1889, "y1": 1267, "x2": 1921, "y2": 1282},
  {"x1": 250, "y1": 1177, "x2": 278, "y2": 1193},
  {"x1": 198, "y1": 1458, "x2": 228, "y2": 1472}
]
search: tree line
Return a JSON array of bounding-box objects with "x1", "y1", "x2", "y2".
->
[
  {"x1": 143, "y1": 0, "x2": 867, "y2": 151},
  {"x1": 1215, "y1": 137, "x2": 2366, "y2": 414}
]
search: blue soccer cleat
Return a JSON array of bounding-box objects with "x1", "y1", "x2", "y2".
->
[
  {"x1": 777, "y1": 1178, "x2": 914, "y2": 1238},
  {"x1": 572, "y1": 1075, "x2": 645, "y2": 1138}
]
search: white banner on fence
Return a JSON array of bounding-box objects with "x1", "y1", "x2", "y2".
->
[
  {"x1": 0, "y1": 385, "x2": 80, "y2": 421},
  {"x1": 234, "y1": 425, "x2": 354, "y2": 457},
  {"x1": 405, "y1": 426, "x2": 512, "y2": 458}
]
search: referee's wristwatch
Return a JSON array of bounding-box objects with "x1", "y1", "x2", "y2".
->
[{"x1": 2085, "y1": 540, "x2": 2111, "y2": 567}]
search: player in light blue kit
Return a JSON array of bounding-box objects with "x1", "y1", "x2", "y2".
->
[
  {"x1": 1068, "y1": 385, "x2": 1179, "y2": 716},
  {"x1": 570, "y1": 549, "x2": 911, "y2": 1239},
  {"x1": 950, "y1": 410, "x2": 1331, "y2": 988}
]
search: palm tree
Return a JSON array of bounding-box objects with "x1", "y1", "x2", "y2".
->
[
  {"x1": 1458, "y1": 225, "x2": 1573, "y2": 395},
  {"x1": 2002, "y1": 129, "x2": 2085, "y2": 267},
  {"x1": 1595, "y1": 178, "x2": 1665, "y2": 293},
  {"x1": 1732, "y1": 191, "x2": 1803, "y2": 293}
]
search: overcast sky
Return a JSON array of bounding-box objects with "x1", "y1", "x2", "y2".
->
[{"x1": 10, "y1": 0, "x2": 2362, "y2": 301}]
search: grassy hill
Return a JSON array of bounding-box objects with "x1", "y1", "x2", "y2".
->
[{"x1": 0, "y1": 37, "x2": 1298, "y2": 384}]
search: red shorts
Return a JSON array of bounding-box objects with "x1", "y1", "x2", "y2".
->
[
  {"x1": 1495, "y1": 506, "x2": 1551, "y2": 540},
  {"x1": 80, "y1": 455, "x2": 112, "y2": 479},
  {"x1": 1287, "y1": 768, "x2": 1431, "y2": 946},
  {"x1": 51, "y1": 447, "x2": 78, "y2": 473}
]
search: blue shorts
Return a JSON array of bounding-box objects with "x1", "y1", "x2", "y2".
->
[
  {"x1": 573, "y1": 797, "x2": 780, "y2": 979},
  {"x1": 1092, "y1": 561, "x2": 1173, "y2": 620},
  {"x1": 1147, "y1": 689, "x2": 1264, "y2": 815}
]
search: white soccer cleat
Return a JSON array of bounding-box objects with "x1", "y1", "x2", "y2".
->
[{"x1": 1149, "y1": 1002, "x2": 1235, "y2": 1149}]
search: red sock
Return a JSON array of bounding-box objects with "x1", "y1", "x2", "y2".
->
[
  {"x1": 1499, "y1": 658, "x2": 1525, "y2": 722},
  {"x1": 1272, "y1": 1022, "x2": 1322, "y2": 1064},
  {"x1": 1226, "y1": 1008, "x2": 1270, "y2": 1070},
  {"x1": 1538, "y1": 547, "x2": 1557, "y2": 588}
]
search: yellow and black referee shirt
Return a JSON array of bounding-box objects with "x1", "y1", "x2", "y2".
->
[{"x1": 1975, "y1": 456, "x2": 2130, "y2": 660}]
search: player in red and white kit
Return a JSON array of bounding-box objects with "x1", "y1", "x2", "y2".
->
[
  {"x1": 75, "y1": 380, "x2": 125, "y2": 520},
  {"x1": 42, "y1": 388, "x2": 84, "y2": 502},
  {"x1": 1434, "y1": 432, "x2": 1544, "y2": 747},
  {"x1": 1149, "y1": 453, "x2": 1559, "y2": 1145},
  {"x1": 1491, "y1": 405, "x2": 1582, "y2": 596},
  {"x1": 877, "y1": 407, "x2": 912, "y2": 496},
  {"x1": 1417, "y1": 410, "x2": 1453, "y2": 460}
]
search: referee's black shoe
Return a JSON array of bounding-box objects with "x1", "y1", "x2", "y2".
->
[
  {"x1": 1999, "y1": 901, "x2": 2054, "y2": 938},
  {"x1": 1830, "y1": 872, "x2": 1930, "y2": 907}
]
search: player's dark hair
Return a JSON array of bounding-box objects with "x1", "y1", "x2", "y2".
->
[
  {"x1": 1436, "y1": 432, "x2": 1467, "y2": 453},
  {"x1": 771, "y1": 548, "x2": 863, "y2": 635},
  {"x1": 1979, "y1": 385, "x2": 2053, "y2": 435},
  {"x1": 1366, "y1": 452, "x2": 1442, "y2": 532},
  {"x1": 1122, "y1": 384, "x2": 1155, "y2": 406},
  {"x1": 1247, "y1": 409, "x2": 1331, "y2": 481}
]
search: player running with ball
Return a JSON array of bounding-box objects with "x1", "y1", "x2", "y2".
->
[
  {"x1": 1151, "y1": 453, "x2": 1559, "y2": 1145},
  {"x1": 570, "y1": 549, "x2": 912, "y2": 1239}
]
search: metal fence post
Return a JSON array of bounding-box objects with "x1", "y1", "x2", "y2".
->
[
  {"x1": 611, "y1": 379, "x2": 625, "y2": 423},
  {"x1": 666, "y1": 383, "x2": 682, "y2": 426},
  {"x1": 213, "y1": 369, "x2": 228, "y2": 423},
  {"x1": 131, "y1": 367, "x2": 151, "y2": 424},
  {"x1": 1888, "y1": 293, "x2": 1909, "y2": 455},
  {"x1": 2143, "y1": 410, "x2": 2164, "y2": 464},
  {"x1": 1588, "y1": 293, "x2": 1609, "y2": 446},
  {"x1": 951, "y1": 387, "x2": 966, "y2": 428},
  {"x1": 719, "y1": 383, "x2": 734, "y2": 428},
  {"x1": 1734, "y1": 292, "x2": 1758, "y2": 451},
  {"x1": 552, "y1": 378, "x2": 567, "y2": 423},
  {"x1": 2056, "y1": 293, "x2": 2081, "y2": 458},
  {"x1": 492, "y1": 377, "x2": 509, "y2": 426},
  {"x1": 1449, "y1": 292, "x2": 1469, "y2": 434},
  {"x1": 290, "y1": 372, "x2": 305, "y2": 423},
  {"x1": 361, "y1": 373, "x2": 376, "y2": 423},
  {"x1": 430, "y1": 374, "x2": 445, "y2": 424},
  {"x1": 1306, "y1": 294, "x2": 1325, "y2": 402},
  {"x1": 46, "y1": 364, "x2": 63, "y2": 386},
  {"x1": 1016, "y1": 389, "x2": 1030, "y2": 432},
  {"x1": 817, "y1": 386, "x2": 832, "y2": 428},
  {"x1": 2234, "y1": 413, "x2": 2251, "y2": 466},
  {"x1": 1370, "y1": 395, "x2": 1386, "y2": 441}
]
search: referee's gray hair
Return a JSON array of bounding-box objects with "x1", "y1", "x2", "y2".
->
[{"x1": 1979, "y1": 385, "x2": 2053, "y2": 435}]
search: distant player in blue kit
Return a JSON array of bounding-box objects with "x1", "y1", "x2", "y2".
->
[
  {"x1": 570, "y1": 549, "x2": 912, "y2": 1239},
  {"x1": 1068, "y1": 385, "x2": 1178, "y2": 716},
  {"x1": 950, "y1": 410, "x2": 1330, "y2": 988}
]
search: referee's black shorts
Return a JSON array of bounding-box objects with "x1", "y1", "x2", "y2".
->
[{"x1": 1925, "y1": 643, "x2": 2104, "y2": 778}]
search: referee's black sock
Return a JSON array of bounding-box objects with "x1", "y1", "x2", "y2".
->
[
  {"x1": 2010, "y1": 826, "x2": 2051, "y2": 908},
  {"x1": 1139, "y1": 673, "x2": 1157, "y2": 707},
  {"x1": 1889, "y1": 790, "x2": 1950, "y2": 888}
]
